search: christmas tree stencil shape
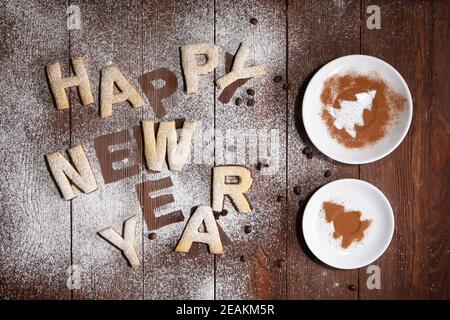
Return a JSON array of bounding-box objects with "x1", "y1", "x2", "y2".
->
[{"x1": 326, "y1": 90, "x2": 377, "y2": 138}]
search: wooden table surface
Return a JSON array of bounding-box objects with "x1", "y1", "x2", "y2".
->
[{"x1": 0, "y1": 0, "x2": 448, "y2": 300}]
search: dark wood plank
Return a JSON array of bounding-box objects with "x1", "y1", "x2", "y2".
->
[
  {"x1": 0, "y1": 0, "x2": 71, "y2": 299},
  {"x1": 70, "y1": 0, "x2": 144, "y2": 299},
  {"x1": 359, "y1": 0, "x2": 433, "y2": 299},
  {"x1": 141, "y1": 0, "x2": 215, "y2": 299},
  {"x1": 214, "y1": 0, "x2": 287, "y2": 300},
  {"x1": 429, "y1": 0, "x2": 450, "y2": 299},
  {"x1": 287, "y1": 0, "x2": 361, "y2": 299}
]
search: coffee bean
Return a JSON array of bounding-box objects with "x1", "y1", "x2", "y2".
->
[
  {"x1": 306, "y1": 152, "x2": 313, "y2": 159},
  {"x1": 348, "y1": 284, "x2": 357, "y2": 291},
  {"x1": 277, "y1": 195, "x2": 286, "y2": 202},
  {"x1": 293, "y1": 186, "x2": 301, "y2": 195},
  {"x1": 235, "y1": 97, "x2": 243, "y2": 106},
  {"x1": 324, "y1": 170, "x2": 332, "y2": 178},
  {"x1": 244, "y1": 225, "x2": 253, "y2": 234},
  {"x1": 277, "y1": 259, "x2": 286, "y2": 269},
  {"x1": 273, "y1": 75, "x2": 282, "y2": 83},
  {"x1": 256, "y1": 162, "x2": 269, "y2": 170},
  {"x1": 250, "y1": 17, "x2": 258, "y2": 25},
  {"x1": 246, "y1": 88, "x2": 255, "y2": 96},
  {"x1": 240, "y1": 255, "x2": 247, "y2": 262},
  {"x1": 220, "y1": 209, "x2": 228, "y2": 216},
  {"x1": 247, "y1": 99, "x2": 255, "y2": 106},
  {"x1": 302, "y1": 146, "x2": 311, "y2": 154},
  {"x1": 282, "y1": 83, "x2": 291, "y2": 90},
  {"x1": 148, "y1": 232, "x2": 157, "y2": 240}
]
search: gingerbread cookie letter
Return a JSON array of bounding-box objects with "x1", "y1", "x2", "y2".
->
[
  {"x1": 100, "y1": 64, "x2": 145, "y2": 118},
  {"x1": 175, "y1": 205, "x2": 223, "y2": 254},
  {"x1": 181, "y1": 43, "x2": 219, "y2": 93},
  {"x1": 212, "y1": 166, "x2": 253, "y2": 213},
  {"x1": 216, "y1": 43, "x2": 266, "y2": 89},
  {"x1": 142, "y1": 120, "x2": 196, "y2": 171},
  {"x1": 46, "y1": 145, "x2": 97, "y2": 200},
  {"x1": 47, "y1": 56, "x2": 94, "y2": 110},
  {"x1": 98, "y1": 215, "x2": 140, "y2": 268}
]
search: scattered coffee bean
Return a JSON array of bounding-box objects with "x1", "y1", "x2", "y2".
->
[
  {"x1": 282, "y1": 83, "x2": 291, "y2": 90},
  {"x1": 306, "y1": 152, "x2": 313, "y2": 159},
  {"x1": 277, "y1": 259, "x2": 287, "y2": 269},
  {"x1": 244, "y1": 225, "x2": 253, "y2": 234},
  {"x1": 256, "y1": 162, "x2": 269, "y2": 170},
  {"x1": 348, "y1": 284, "x2": 357, "y2": 291},
  {"x1": 273, "y1": 75, "x2": 282, "y2": 83},
  {"x1": 220, "y1": 209, "x2": 228, "y2": 216},
  {"x1": 148, "y1": 232, "x2": 157, "y2": 240},
  {"x1": 240, "y1": 255, "x2": 247, "y2": 262},
  {"x1": 293, "y1": 186, "x2": 301, "y2": 195},
  {"x1": 235, "y1": 97, "x2": 243, "y2": 106},
  {"x1": 324, "y1": 170, "x2": 332, "y2": 178},
  {"x1": 246, "y1": 88, "x2": 255, "y2": 96},
  {"x1": 277, "y1": 195, "x2": 286, "y2": 202},
  {"x1": 250, "y1": 17, "x2": 258, "y2": 25},
  {"x1": 247, "y1": 99, "x2": 255, "y2": 107},
  {"x1": 302, "y1": 146, "x2": 312, "y2": 154}
]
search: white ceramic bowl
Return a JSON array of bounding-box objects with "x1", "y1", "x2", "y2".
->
[
  {"x1": 302, "y1": 54, "x2": 413, "y2": 164},
  {"x1": 302, "y1": 179, "x2": 395, "y2": 269}
]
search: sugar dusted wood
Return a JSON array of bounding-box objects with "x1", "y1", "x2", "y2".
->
[
  {"x1": 214, "y1": 0, "x2": 287, "y2": 300},
  {"x1": 47, "y1": 56, "x2": 94, "y2": 110},
  {"x1": 46, "y1": 145, "x2": 97, "y2": 200},
  {"x1": 287, "y1": 0, "x2": 360, "y2": 299},
  {"x1": 69, "y1": 0, "x2": 144, "y2": 300},
  {"x1": 181, "y1": 43, "x2": 219, "y2": 93},
  {"x1": 142, "y1": 0, "x2": 216, "y2": 300},
  {"x1": 212, "y1": 166, "x2": 253, "y2": 213},
  {"x1": 100, "y1": 64, "x2": 146, "y2": 118},
  {"x1": 0, "y1": 0, "x2": 71, "y2": 299},
  {"x1": 175, "y1": 205, "x2": 223, "y2": 254},
  {"x1": 142, "y1": 120, "x2": 196, "y2": 171},
  {"x1": 99, "y1": 215, "x2": 141, "y2": 268},
  {"x1": 1, "y1": 0, "x2": 449, "y2": 300},
  {"x1": 216, "y1": 42, "x2": 266, "y2": 89}
]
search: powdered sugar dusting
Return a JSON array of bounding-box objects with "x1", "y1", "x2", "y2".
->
[
  {"x1": 142, "y1": 0, "x2": 215, "y2": 299},
  {"x1": 214, "y1": 0, "x2": 287, "y2": 299},
  {"x1": 0, "y1": 0, "x2": 71, "y2": 299}
]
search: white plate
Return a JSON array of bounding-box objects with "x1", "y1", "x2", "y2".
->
[
  {"x1": 302, "y1": 54, "x2": 413, "y2": 164},
  {"x1": 302, "y1": 179, "x2": 394, "y2": 269}
]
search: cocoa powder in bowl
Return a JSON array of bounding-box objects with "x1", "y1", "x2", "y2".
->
[
  {"x1": 322, "y1": 201, "x2": 371, "y2": 249},
  {"x1": 321, "y1": 72, "x2": 407, "y2": 148}
]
